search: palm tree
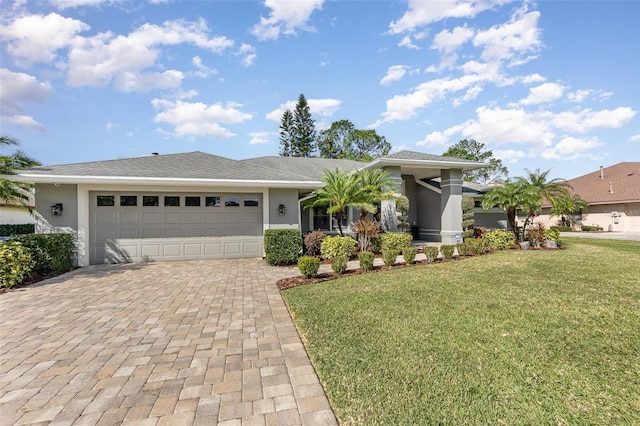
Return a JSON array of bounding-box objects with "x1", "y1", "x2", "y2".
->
[
  {"x1": 550, "y1": 194, "x2": 588, "y2": 227},
  {"x1": 516, "y1": 169, "x2": 570, "y2": 240},
  {"x1": 356, "y1": 168, "x2": 396, "y2": 220},
  {"x1": 481, "y1": 179, "x2": 535, "y2": 242},
  {"x1": 1, "y1": 136, "x2": 40, "y2": 212}
]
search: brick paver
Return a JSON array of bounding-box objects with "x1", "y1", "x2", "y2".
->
[{"x1": 0, "y1": 259, "x2": 338, "y2": 425}]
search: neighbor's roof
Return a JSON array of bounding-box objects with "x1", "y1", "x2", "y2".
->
[{"x1": 564, "y1": 162, "x2": 640, "y2": 205}]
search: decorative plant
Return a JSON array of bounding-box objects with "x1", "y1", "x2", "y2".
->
[
  {"x1": 527, "y1": 223, "x2": 547, "y2": 248},
  {"x1": 304, "y1": 230, "x2": 326, "y2": 256},
  {"x1": 482, "y1": 229, "x2": 515, "y2": 251},
  {"x1": 440, "y1": 245, "x2": 455, "y2": 260},
  {"x1": 331, "y1": 256, "x2": 348, "y2": 274},
  {"x1": 351, "y1": 217, "x2": 379, "y2": 252},
  {"x1": 358, "y1": 251, "x2": 375, "y2": 271},
  {"x1": 456, "y1": 242, "x2": 468, "y2": 257},
  {"x1": 379, "y1": 232, "x2": 412, "y2": 252},
  {"x1": 424, "y1": 246, "x2": 439, "y2": 262},
  {"x1": 396, "y1": 195, "x2": 410, "y2": 232},
  {"x1": 320, "y1": 235, "x2": 357, "y2": 260},
  {"x1": 402, "y1": 246, "x2": 417, "y2": 264},
  {"x1": 381, "y1": 249, "x2": 399, "y2": 266},
  {"x1": 297, "y1": 256, "x2": 320, "y2": 278}
]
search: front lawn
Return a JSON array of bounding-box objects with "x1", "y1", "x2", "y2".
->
[{"x1": 282, "y1": 238, "x2": 640, "y2": 424}]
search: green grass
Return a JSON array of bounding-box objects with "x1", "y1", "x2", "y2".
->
[{"x1": 282, "y1": 238, "x2": 640, "y2": 425}]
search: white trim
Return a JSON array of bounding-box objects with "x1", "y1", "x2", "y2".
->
[
  {"x1": 77, "y1": 185, "x2": 90, "y2": 267},
  {"x1": 360, "y1": 157, "x2": 485, "y2": 172},
  {"x1": 415, "y1": 178, "x2": 441, "y2": 194},
  {"x1": 18, "y1": 174, "x2": 323, "y2": 189}
]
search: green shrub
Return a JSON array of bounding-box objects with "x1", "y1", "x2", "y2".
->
[
  {"x1": 321, "y1": 236, "x2": 357, "y2": 260},
  {"x1": 456, "y1": 242, "x2": 469, "y2": 257},
  {"x1": 550, "y1": 225, "x2": 572, "y2": 232},
  {"x1": 264, "y1": 229, "x2": 302, "y2": 266},
  {"x1": 331, "y1": 256, "x2": 348, "y2": 274},
  {"x1": 0, "y1": 223, "x2": 35, "y2": 237},
  {"x1": 440, "y1": 244, "x2": 455, "y2": 260},
  {"x1": 482, "y1": 229, "x2": 515, "y2": 251},
  {"x1": 466, "y1": 238, "x2": 487, "y2": 255},
  {"x1": 582, "y1": 225, "x2": 603, "y2": 232},
  {"x1": 298, "y1": 256, "x2": 320, "y2": 278},
  {"x1": 424, "y1": 246, "x2": 439, "y2": 262},
  {"x1": 0, "y1": 241, "x2": 35, "y2": 288},
  {"x1": 370, "y1": 236, "x2": 383, "y2": 254},
  {"x1": 381, "y1": 249, "x2": 399, "y2": 266},
  {"x1": 544, "y1": 229, "x2": 561, "y2": 244},
  {"x1": 358, "y1": 251, "x2": 375, "y2": 271},
  {"x1": 379, "y1": 232, "x2": 413, "y2": 252},
  {"x1": 15, "y1": 233, "x2": 75, "y2": 276},
  {"x1": 402, "y1": 246, "x2": 417, "y2": 264},
  {"x1": 304, "y1": 231, "x2": 325, "y2": 256}
]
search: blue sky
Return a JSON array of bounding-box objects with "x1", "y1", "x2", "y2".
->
[{"x1": 1, "y1": 0, "x2": 638, "y2": 181}]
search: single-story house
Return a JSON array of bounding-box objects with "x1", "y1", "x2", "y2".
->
[
  {"x1": 12, "y1": 150, "x2": 485, "y2": 265},
  {"x1": 535, "y1": 162, "x2": 640, "y2": 232},
  {"x1": 0, "y1": 195, "x2": 35, "y2": 226}
]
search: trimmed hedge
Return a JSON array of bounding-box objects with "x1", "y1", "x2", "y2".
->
[
  {"x1": 0, "y1": 223, "x2": 35, "y2": 237},
  {"x1": 320, "y1": 236, "x2": 357, "y2": 260},
  {"x1": 424, "y1": 246, "x2": 439, "y2": 262},
  {"x1": 331, "y1": 256, "x2": 348, "y2": 274},
  {"x1": 381, "y1": 249, "x2": 399, "y2": 266},
  {"x1": 379, "y1": 232, "x2": 413, "y2": 252},
  {"x1": 402, "y1": 246, "x2": 417, "y2": 264},
  {"x1": 0, "y1": 241, "x2": 35, "y2": 288},
  {"x1": 440, "y1": 244, "x2": 455, "y2": 260},
  {"x1": 482, "y1": 229, "x2": 515, "y2": 251},
  {"x1": 358, "y1": 251, "x2": 375, "y2": 271},
  {"x1": 298, "y1": 256, "x2": 320, "y2": 278},
  {"x1": 15, "y1": 233, "x2": 75, "y2": 276},
  {"x1": 264, "y1": 229, "x2": 303, "y2": 266}
]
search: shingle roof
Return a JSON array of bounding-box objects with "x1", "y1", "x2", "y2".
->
[
  {"x1": 22, "y1": 151, "x2": 319, "y2": 182},
  {"x1": 565, "y1": 162, "x2": 640, "y2": 205},
  {"x1": 241, "y1": 156, "x2": 364, "y2": 181},
  {"x1": 384, "y1": 150, "x2": 477, "y2": 163}
]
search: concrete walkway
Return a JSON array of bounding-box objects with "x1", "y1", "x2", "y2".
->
[{"x1": 0, "y1": 259, "x2": 338, "y2": 425}]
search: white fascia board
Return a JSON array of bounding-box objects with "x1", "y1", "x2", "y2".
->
[
  {"x1": 360, "y1": 158, "x2": 486, "y2": 171},
  {"x1": 16, "y1": 174, "x2": 324, "y2": 189}
]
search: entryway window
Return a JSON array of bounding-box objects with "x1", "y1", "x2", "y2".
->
[{"x1": 313, "y1": 206, "x2": 346, "y2": 232}]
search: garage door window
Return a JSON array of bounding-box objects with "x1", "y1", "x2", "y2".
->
[
  {"x1": 205, "y1": 196, "x2": 221, "y2": 207},
  {"x1": 244, "y1": 196, "x2": 259, "y2": 207},
  {"x1": 185, "y1": 196, "x2": 201, "y2": 207},
  {"x1": 164, "y1": 196, "x2": 180, "y2": 207},
  {"x1": 120, "y1": 196, "x2": 137, "y2": 206},
  {"x1": 225, "y1": 196, "x2": 240, "y2": 207},
  {"x1": 143, "y1": 196, "x2": 159, "y2": 206},
  {"x1": 97, "y1": 195, "x2": 115, "y2": 206}
]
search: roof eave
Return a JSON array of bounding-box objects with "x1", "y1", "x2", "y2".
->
[
  {"x1": 361, "y1": 157, "x2": 486, "y2": 171},
  {"x1": 15, "y1": 174, "x2": 324, "y2": 189}
]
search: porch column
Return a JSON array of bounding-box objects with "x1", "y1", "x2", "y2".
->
[
  {"x1": 380, "y1": 166, "x2": 402, "y2": 232},
  {"x1": 440, "y1": 169, "x2": 463, "y2": 244}
]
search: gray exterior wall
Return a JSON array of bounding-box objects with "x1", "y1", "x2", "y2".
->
[
  {"x1": 34, "y1": 183, "x2": 78, "y2": 234},
  {"x1": 416, "y1": 185, "x2": 441, "y2": 241},
  {"x1": 402, "y1": 175, "x2": 418, "y2": 226},
  {"x1": 268, "y1": 188, "x2": 300, "y2": 229}
]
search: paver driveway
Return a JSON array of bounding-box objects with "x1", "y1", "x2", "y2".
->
[{"x1": 0, "y1": 259, "x2": 337, "y2": 425}]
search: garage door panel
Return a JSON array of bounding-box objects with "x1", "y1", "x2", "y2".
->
[{"x1": 90, "y1": 191, "x2": 264, "y2": 264}]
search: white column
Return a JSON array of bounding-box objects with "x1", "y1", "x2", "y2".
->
[{"x1": 380, "y1": 166, "x2": 402, "y2": 232}]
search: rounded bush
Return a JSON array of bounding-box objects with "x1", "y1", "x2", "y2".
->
[
  {"x1": 380, "y1": 232, "x2": 413, "y2": 252},
  {"x1": 297, "y1": 256, "x2": 320, "y2": 278},
  {"x1": 456, "y1": 242, "x2": 469, "y2": 257},
  {"x1": 304, "y1": 231, "x2": 326, "y2": 256},
  {"x1": 381, "y1": 249, "x2": 399, "y2": 266},
  {"x1": 402, "y1": 246, "x2": 417, "y2": 264},
  {"x1": 440, "y1": 244, "x2": 455, "y2": 260},
  {"x1": 0, "y1": 241, "x2": 35, "y2": 288},
  {"x1": 358, "y1": 251, "x2": 375, "y2": 271},
  {"x1": 424, "y1": 246, "x2": 439, "y2": 262},
  {"x1": 321, "y1": 236, "x2": 357, "y2": 260},
  {"x1": 482, "y1": 229, "x2": 515, "y2": 251},
  {"x1": 331, "y1": 256, "x2": 348, "y2": 274}
]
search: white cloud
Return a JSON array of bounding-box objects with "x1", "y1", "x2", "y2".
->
[
  {"x1": 389, "y1": 0, "x2": 513, "y2": 34},
  {"x1": 521, "y1": 73, "x2": 546, "y2": 84},
  {"x1": 540, "y1": 136, "x2": 603, "y2": 160},
  {"x1": 416, "y1": 131, "x2": 449, "y2": 147},
  {"x1": 493, "y1": 148, "x2": 527, "y2": 164},
  {"x1": 0, "y1": 68, "x2": 52, "y2": 131},
  {"x1": 51, "y1": 0, "x2": 109, "y2": 9},
  {"x1": 251, "y1": 0, "x2": 324, "y2": 41},
  {"x1": 236, "y1": 44, "x2": 257, "y2": 67},
  {"x1": 453, "y1": 85, "x2": 483, "y2": 107},
  {"x1": 249, "y1": 131, "x2": 272, "y2": 145},
  {"x1": 629, "y1": 134, "x2": 640, "y2": 143},
  {"x1": 380, "y1": 65, "x2": 410, "y2": 85},
  {"x1": 266, "y1": 97, "x2": 341, "y2": 121},
  {"x1": 516, "y1": 82, "x2": 566, "y2": 106},
  {"x1": 398, "y1": 35, "x2": 420, "y2": 50},
  {"x1": 151, "y1": 98, "x2": 252, "y2": 138},
  {"x1": 105, "y1": 122, "x2": 119, "y2": 132},
  {"x1": 0, "y1": 13, "x2": 89, "y2": 65},
  {"x1": 431, "y1": 25, "x2": 474, "y2": 54},
  {"x1": 552, "y1": 107, "x2": 636, "y2": 133},
  {"x1": 192, "y1": 56, "x2": 218, "y2": 78}
]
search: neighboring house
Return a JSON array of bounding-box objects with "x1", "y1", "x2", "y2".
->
[
  {"x1": 535, "y1": 162, "x2": 640, "y2": 232},
  {"x1": 0, "y1": 195, "x2": 35, "y2": 225},
  {"x1": 13, "y1": 150, "x2": 484, "y2": 265}
]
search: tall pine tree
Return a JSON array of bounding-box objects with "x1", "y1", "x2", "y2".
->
[{"x1": 279, "y1": 94, "x2": 316, "y2": 157}]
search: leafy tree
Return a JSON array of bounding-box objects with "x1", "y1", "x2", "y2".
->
[
  {"x1": 317, "y1": 119, "x2": 391, "y2": 161},
  {"x1": 516, "y1": 169, "x2": 570, "y2": 241},
  {"x1": 443, "y1": 139, "x2": 508, "y2": 184},
  {"x1": 481, "y1": 180, "x2": 536, "y2": 242},
  {"x1": 279, "y1": 110, "x2": 294, "y2": 156},
  {"x1": 0, "y1": 136, "x2": 40, "y2": 212},
  {"x1": 550, "y1": 194, "x2": 588, "y2": 227}
]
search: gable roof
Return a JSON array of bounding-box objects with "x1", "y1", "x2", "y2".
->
[
  {"x1": 241, "y1": 156, "x2": 364, "y2": 181},
  {"x1": 565, "y1": 162, "x2": 640, "y2": 205}
]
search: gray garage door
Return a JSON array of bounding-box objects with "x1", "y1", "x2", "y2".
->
[{"x1": 89, "y1": 192, "x2": 263, "y2": 264}]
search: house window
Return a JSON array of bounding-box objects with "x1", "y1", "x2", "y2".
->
[
  {"x1": 120, "y1": 195, "x2": 137, "y2": 207},
  {"x1": 97, "y1": 195, "x2": 114, "y2": 206},
  {"x1": 185, "y1": 196, "x2": 201, "y2": 207},
  {"x1": 164, "y1": 196, "x2": 180, "y2": 207},
  {"x1": 313, "y1": 206, "x2": 346, "y2": 231},
  {"x1": 225, "y1": 196, "x2": 240, "y2": 207},
  {"x1": 143, "y1": 196, "x2": 159, "y2": 206},
  {"x1": 244, "y1": 196, "x2": 259, "y2": 207},
  {"x1": 205, "y1": 196, "x2": 221, "y2": 207}
]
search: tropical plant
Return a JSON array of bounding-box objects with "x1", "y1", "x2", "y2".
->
[
  {"x1": 310, "y1": 169, "x2": 362, "y2": 236},
  {"x1": 356, "y1": 168, "x2": 396, "y2": 220},
  {"x1": 0, "y1": 135, "x2": 40, "y2": 212},
  {"x1": 481, "y1": 179, "x2": 535, "y2": 242},
  {"x1": 304, "y1": 230, "x2": 326, "y2": 256},
  {"x1": 516, "y1": 169, "x2": 570, "y2": 241},
  {"x1": 550, "y1": 194, "x2": 588, "y2": 227},
  {"x1": 351, "y1": 217, "x2": 379, "y2": 252}
]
